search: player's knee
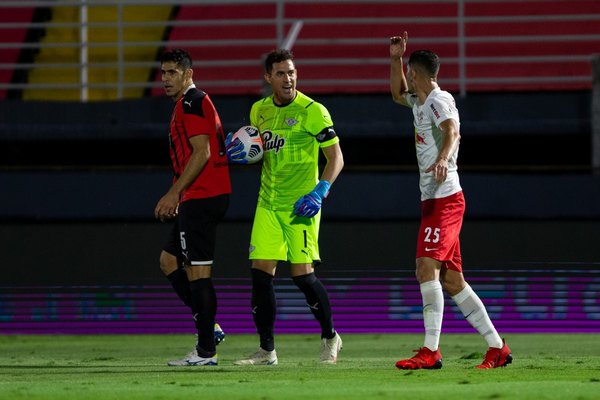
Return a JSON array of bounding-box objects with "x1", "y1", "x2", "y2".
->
[
  {"x1": 441, "y1": 277, "x2": 466, "y2": 296},
  {"x1": 251, "y1": 268, "x2": 274, "y2": 289},
  {"x1": 159, "y1": 251, "x2": 178, "y2": 276},
  {"x1": 292, "y1": 272, "x2": 317, "y2": 290},
  {"x1": 415, "y1": 268, "x2": 436, "y2": 284}
]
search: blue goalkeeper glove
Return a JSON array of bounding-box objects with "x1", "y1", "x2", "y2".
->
[
  {"x1": 293, "y1": 180, "x2": 331, "y2": 218},
  {"x1": 225, "y1": 131, "x2": 248, "y2": 164}
]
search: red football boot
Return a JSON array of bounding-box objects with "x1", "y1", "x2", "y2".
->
[
  {"x1": 395, "y1": 347, "x2": 443, "y2": 370},
  {"x1": 476, "y1": 338, "x2": 513, "y2": 369}
]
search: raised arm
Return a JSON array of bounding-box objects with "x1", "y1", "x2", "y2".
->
[{"x1": 390, "y1": 31, "x2": 410, "y2": 106}]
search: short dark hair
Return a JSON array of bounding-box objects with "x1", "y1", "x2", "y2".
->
[
  {"x1": 264, "y1": 49, "x2": 294, "y2": 74},
  {"x1": 408, "y1": 50, "x2": 440, "y2": 78},
  {"x1": 160, "y1": 48, "x2": 192, "y2": 70}
]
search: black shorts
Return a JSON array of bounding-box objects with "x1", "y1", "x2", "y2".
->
[{"x1": 163, "y1": 194, "x2": 229, "y2": 267}]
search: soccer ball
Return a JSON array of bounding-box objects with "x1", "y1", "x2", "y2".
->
[{"x1": 230, "y1": 125, "x2": 263, "y2": 164}]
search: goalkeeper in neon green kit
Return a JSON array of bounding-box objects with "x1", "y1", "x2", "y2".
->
[{"x1": 227, "y1": 49, "x2": 345, "y2": 365}]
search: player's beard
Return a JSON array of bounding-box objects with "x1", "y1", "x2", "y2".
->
[{"x1": 274, "y1": 85, "x2": 296, "y2": 105}]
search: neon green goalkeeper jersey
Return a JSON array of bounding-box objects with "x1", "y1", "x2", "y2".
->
[{"x1": 250, "y1": 90, "x2": 339, "y2": 210}]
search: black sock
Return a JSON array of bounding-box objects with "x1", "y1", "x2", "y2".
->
[
  {"x1": 293, "y1": 273, "x2": 335, "y2": 339},
  {"x1": 190, "y1": 278, "x2": 217, "y2": 356},
  {"x1": 167, "y1": 268, "x2": 191, "y2": 307},
  {"x1": 251, "y1": 269, "x2": 276, "y2": 351}
]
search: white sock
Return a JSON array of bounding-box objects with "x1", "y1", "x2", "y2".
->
[
  {"x1": 452, "y1": 284, "x2": 503, "y2": 348},
  {"x1": 420, "y1": 280, "x2": 444, "y2": 351}
]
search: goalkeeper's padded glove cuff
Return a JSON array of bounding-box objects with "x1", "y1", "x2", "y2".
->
[{"x1": 313, "y1": 180, "x2": 331, "y2": 199}]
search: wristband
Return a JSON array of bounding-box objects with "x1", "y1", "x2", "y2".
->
[{"x1": 313, "y1": 180, "x2": 331, "y2": 199}]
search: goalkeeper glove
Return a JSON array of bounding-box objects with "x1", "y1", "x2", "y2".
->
[
  {"x1": 225, "y1": 131, "x2": 248, "y2": 164},
  {"x1": 293, "y1": 180, "x2": 331, "y2": 218}
]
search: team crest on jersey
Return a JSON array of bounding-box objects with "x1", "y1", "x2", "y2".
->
[
  {"x1": 285, "y1": 117, "x2": 298, "y2": 126},
  {"x1": 262, "y1": 130, "x2": 285, "y2": 153}
]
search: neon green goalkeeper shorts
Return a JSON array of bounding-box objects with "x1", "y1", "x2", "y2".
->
[{"x1": 249, "y1": 205, "x2": 321, "y2": 264}]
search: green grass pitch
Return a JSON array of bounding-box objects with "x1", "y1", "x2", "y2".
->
[{"x1": 0, "y1": 333, "x2": 599, "y2": 399}]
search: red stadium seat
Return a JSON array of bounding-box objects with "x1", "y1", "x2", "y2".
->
[{"x1": 0, "y1": 7, "x2": 35, "y2": 99}]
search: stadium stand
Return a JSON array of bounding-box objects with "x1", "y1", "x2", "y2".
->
[
  {"x1": 7, "y1": 5, "x2": 173, "y2": 100},
  {"x1": 149, "y1": 2, "x2": 278, "y2": 96},
  {"x1": 160, "y1": 0, "x2": 599, "y2": 95},
  {"x1": 0, "y1": 6, "x2": 34, "y2": 100},
  {"x1": 22, "y1": 3, "x2": 173, "y2": 101},
  {"x1": 1, "y1": 0, "x2": 597, "y2": 100},
  {"x1": 463, "y1": 0, "x2": 599, "y2": 91}
]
